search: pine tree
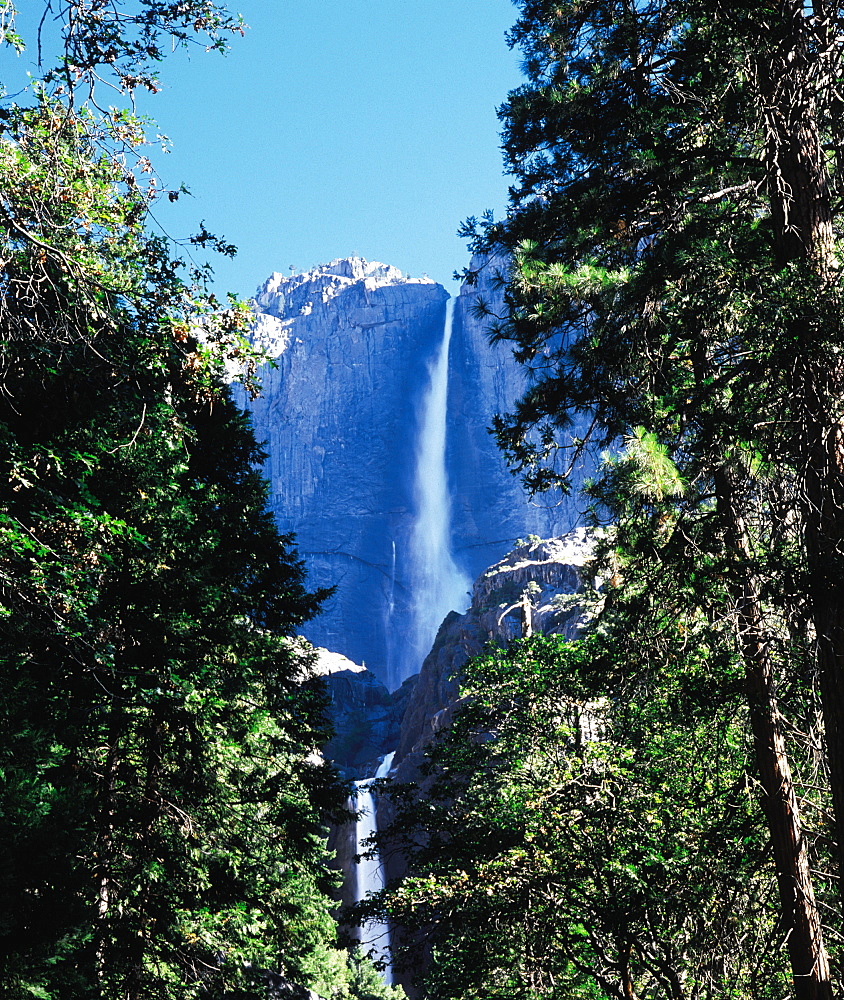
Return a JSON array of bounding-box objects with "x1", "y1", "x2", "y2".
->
[{"x1": 460, "y1": 1, "x2": 844, "y2": 993}]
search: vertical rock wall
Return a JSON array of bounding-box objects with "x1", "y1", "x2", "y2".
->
[
  {"x1": 245, "y1": 259, "x2": 447, "y2": 687},
  {"x1": 447, "y1": 254, "x2": 591, "y2": 582},
  {"x1": 244, "y1": 256, "x2": 592, "y2": 689}
]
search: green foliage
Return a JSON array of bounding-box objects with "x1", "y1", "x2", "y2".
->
[
  {"x1": 3, "y1": 0, "x2": 246, "y2": 98},
  {"x1": 0, "y1": 4, "x2": 350, "y2": 998},
  {"x1": 614, "y1": 427, "x2": 685, "y2": 502},
  {"x1": 456, "y1": 2, "x2": 844, "y2": 992},
  {"x1": 465, "y1": 0, "x2": 844, "y2": 499},
  {"x1": 380, "y1": 628, "x2": 792, "y2": 1000},
  {"x1": 307, "y1": 946, "x2": 406, "y2": 1000}
]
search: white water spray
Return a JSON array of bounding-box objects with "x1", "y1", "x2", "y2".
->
[
  {"x1": 388, "y1": 540, "x2": 396, "y2": 618},
  {"x1": 407, "y1": 298, "x2": 471, "y2": 673},
  {"x1": 353, "y1": 752, "x2": 396, "y2": 982},
  {"x1": 383, "y1": 539, "x2": 398, "y2": 682}
]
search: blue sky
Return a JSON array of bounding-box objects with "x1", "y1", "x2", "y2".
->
[
  {"x1": 116, "y1": 1, "x2": 524, "y2": 298},
  {"x1": 6, "y1": 2, "x2": 524, "y2": 297}
]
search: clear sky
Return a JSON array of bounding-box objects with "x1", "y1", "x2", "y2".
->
[{"x1": 115, "y1": 1, "x2": 524, "y2": 299}]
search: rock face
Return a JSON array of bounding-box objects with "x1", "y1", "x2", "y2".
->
[
  {"x1": 448, "y1": 257, "x2": 589, "y2": 570},
  {"x1": 311, "y1": 647, "x2": 415, "y2": 780},
  {"x1": 243, "y1": 256, "x2": 593, "y2": 689},
  {"x1": 245, "y1": 259, "x2": 447, "y2": 690},
  {"x1": 393, "y1": 529, "x2": 599, "y2": 770}
]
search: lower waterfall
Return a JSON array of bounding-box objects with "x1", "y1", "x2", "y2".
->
[
  {"x1": 353, "y1": 752, "x2": 396, "y2": 982},
  {"x1": 406, "y1": 297, "x2": 471, "y2": 679}
]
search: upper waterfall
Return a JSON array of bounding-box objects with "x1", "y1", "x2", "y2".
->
[
  {"x1": 241, "y1": 256, "x2": 591, "y2": 690},
  {"x1": 406, "y1": 298, "x2": 470, "y2": 676}
]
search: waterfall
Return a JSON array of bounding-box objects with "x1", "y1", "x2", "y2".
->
[
  {"x1": 353, "y1": 754, "x2": 395, "y2": 978},
  {"x1": 406, "y1": 297, "x2": 471, "y2": 676},
  {"x1": 353, "y1": 752, "x2": 396, "y2": 981}
]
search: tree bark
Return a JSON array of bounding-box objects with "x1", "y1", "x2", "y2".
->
[
  {"x1": 761, "y1": 0, "x2": 844, "y2": 896},
  {"x1": 713, "y1": 468, "x2": 833, "y2": 1000},
  {"x1": 762, "y1": 2, "x2": 835, "y2": 270}
]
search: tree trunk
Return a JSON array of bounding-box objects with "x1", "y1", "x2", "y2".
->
[
  {"x1": 713, "y1": 468, "x2": 833, "y2": 1000},
  {"x1": 521, "y1": 590, "x2": 533, "y2": 637},
  {"x1": 93, "y1": 714, "x2": 121, "y2": 984},
  {"x1": 762, "y1": 3, "x2": 834, "y2": 270},
  {"x1": 762, "y1": 0, "x2": 844, "y2": 895},
  {"x1": 801, "y1": 397, "x2": 844, "y2": 898}
]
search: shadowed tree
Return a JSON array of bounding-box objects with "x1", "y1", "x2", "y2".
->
[{"x1": 458, "y1": 1, "x2": 844, "y2": 994}]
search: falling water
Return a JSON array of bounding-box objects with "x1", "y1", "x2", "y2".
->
[
  {"x1": 383, "y1": 539, "x2": 398, "y2": 682},
  {"x1": 388, "y1": 540, "x2": 396, "y2": 619},
  {"x1": 353, "y1": 752, "x2": 396, "y2": 982},
  {"x1": 407, "y1": 298, "x2": 471, "y2": 674}
]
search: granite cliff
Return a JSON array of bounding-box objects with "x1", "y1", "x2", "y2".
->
[{"x1": 244, "y1": 256, "x2": 591, "y2": 689}]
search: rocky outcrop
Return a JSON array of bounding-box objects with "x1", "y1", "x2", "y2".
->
[
  {"x1": 378, "y1": 530, "x2": 601, "y2": 996},
  {"x1": 311, "y1": 648, "x2": 414, "y2": 780},
  {"x1": 321, "y1": 532, "x2": 600, "y2": 909},
  {"x1": 242, "y1": 257, "x2": 594, "y2": 690},
  {"x1": 393, "y1": 529, "x2": 599, "y2": 770}
]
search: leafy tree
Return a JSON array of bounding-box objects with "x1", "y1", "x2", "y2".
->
[
  {"x1": 0, "y1": 4, "x2": 349, "y2": 997},
  {"x1": 307, "y1": 946, "x2": 406, "y2": 1000},
  {"x1": 459, "y1": 1, "x2": 844, "y2": 993},
  {"x1": 379, "y1": 617, "x2": 800, "y2": 1000}
]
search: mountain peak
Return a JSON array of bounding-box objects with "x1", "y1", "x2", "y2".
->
[{"x1": 254, "y1": 256, "x2": 436, "y2": 308}]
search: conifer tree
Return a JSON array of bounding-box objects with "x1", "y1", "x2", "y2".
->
[
  {"x1": 459, "y1": 1, "x2": 844, "y2": 995},
  {"x1": 0, "y1": 5, "x2": 345, "y2": 997}
]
